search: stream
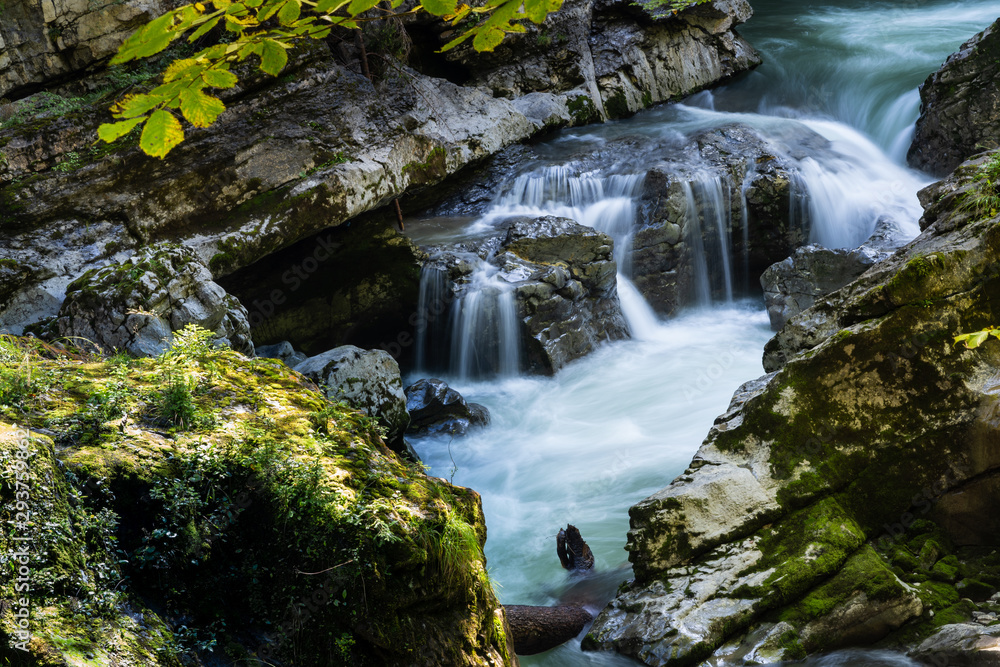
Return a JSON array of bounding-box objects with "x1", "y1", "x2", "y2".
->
[{"x1": 406, "y1": 1, "x2": 999, "y2": 664}]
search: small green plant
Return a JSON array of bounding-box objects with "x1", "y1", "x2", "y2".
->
[
  {"x1": 634, "y1": 0, "x2": 711, "y2": 14},
  {"x1": 159, "y1": 374, "x2": 198, "y2": 428},
  {"x1": 52, "y1": 151, "x2": 83, "y2": 172},
  {"x1": 962, "y1": 152, "x2": 1000, "y2": 218}
]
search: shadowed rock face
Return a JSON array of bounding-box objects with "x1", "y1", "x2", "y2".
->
[
  {"x1": 909, "y1": 18, "x2": 1000, "y2": 176},
  {"x1": 585, "y1": 151, "x2": 1000, "y2": 665}
]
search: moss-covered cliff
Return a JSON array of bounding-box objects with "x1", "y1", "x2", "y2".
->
[{"x1": 0, "y1": 329, "x2": 515, "y2": 665}]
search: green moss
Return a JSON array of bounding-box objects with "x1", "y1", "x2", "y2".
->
[
  {"x1": 604, "y1": 90, "x2": 631, "y2": 119},
  {"x1": 567, "y1": 95, "x2": 601, "y2": 125}
]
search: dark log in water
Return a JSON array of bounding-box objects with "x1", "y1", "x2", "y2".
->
[
  {"x1": 504, "y1": 604, "x2": 594, "y2": 655},
  {"x1": 557, "y1": 524, "x2": 595, "y2": 571}
]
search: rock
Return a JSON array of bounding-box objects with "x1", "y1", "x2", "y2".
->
[
  {"x1": 0, "y1": 345, "x2": 513, "y2": 666},
  {"x1": 759, "y1": 218, "x2": 904, "y2": 331},
  {"x1": 442, "y1": 0, "x2": 760, "y2": 120},
  {"x1": 505, "y1": 604, "x2": 593, "y2": 655},
  {"x1": 295, "y1": 345, "x2": 410, "y2": 448},
  {"x1": 255, "y1": 340, "x2": 308, "y2": 368},
  {"x1": 27, "y1": 244, "x2": 253, "y2": 357},
  {"x1": 586, "y1": 151, "x2": 1000, "y2": 663},
  {"x1": 910, "y1": 623, "x2": 1000, "y2": 666},
  {"x1": 404, "y1": 378, "x2": 490, "y2": 437},
  {"x1": 0, "y1": 0, "x2": 173, "y2": 99},
  {"x1": 909, "y1": 19, "x2": 1000, "y2": 175},
  {"x1": 633, "y1": 123, "x2": 825, "y2": 314},
  {"x1": 498, "y1": 216, "x2": 630, "y2": 373}
]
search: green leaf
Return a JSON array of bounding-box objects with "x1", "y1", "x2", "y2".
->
[
  {"x1": 472, "y1": 24, "x2": 506, "y2": 51},
  {"x1": 179, "y1": 88, "x2": 226, "y2": 127},
  {"x1": 315, "y1": 0, "x2": 350, "y2": 11},
  {"x1": 111, "y1": 11, "x2": 178, "y2": 64},
  {"x1": 257, "y1": 0, "x2": 286, "y2": 21},
  {"x1": 140, "y1": 109, "x2": 185, "y2": 159},
  {"x1": 163, "y1": 58, "x2": 202, "y2": 83},
  {"x1": 523, "y1": 0, "x2": 561, "y2": 23},
  {"x1": 277, "y1": 0, "x2": 301, "y2": 24},
  {"x1": 259, "y1": 39, "x2": 289, "y2": 75},
  {"x1": 347, "y1": 0, "x2": 380, "y2": 14},
  {"x1": 97, "y1": 117, "x2": 147, "y2": 143},
  {"x1": 439, "y1": 30, "x2": 474, "y2": 52},
  {"x1": 422, "y1": 0, "x2": 458, "y2": 17},
  {"x1": 201, "y1": 68, "x2": 239, "y2": 88},
  {"x1": 188, "y1": 15, "x2": 222, "y2": 42},
  {"x1": 113, "y1": 93, "x2": 162, "y2": 119}
]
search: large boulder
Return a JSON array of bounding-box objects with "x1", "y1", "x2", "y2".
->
[
  {"x1": 910, "y1": 623, "x2": 1000, "y2": 666},
  {"x1": 405, "y1": 378, "x2": 490, "y2": 437},
  {"x1": 27, "y1": 244, "x2": 253, "y2": 357},
  {"x1": 295, "y1": 345, "x2": 410, "y2": 447},
  {"x1": 0, "y1": 342, "x2": 512, "y2": 665},
  {"x1": 586, "y1": 151, "x2": 1000, "y2": 664},
  {"x1": 908, "y1": 18, "x2": 1000, "y2": 175}
]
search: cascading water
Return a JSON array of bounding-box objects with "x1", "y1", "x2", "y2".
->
[
  {"x1": 448, "y1": 263, "x2": 521, "y2": 380},
  {"x1": 682, "y1": 174, "x2": 736, "y2": 305},
  {"x1": 402, "y1": 2, "x2": 1000, "y2": 665}
]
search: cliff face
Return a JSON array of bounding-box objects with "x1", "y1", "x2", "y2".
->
[
  {"x1": 0, "y1": 334, "x2": 515, "y2": 665},
  {"x1": 586, "y1": 151, "x2": 1000, "y2": 665},
  {"x1": 0, "y1": 0, "x2": 759, "y2": 343}
]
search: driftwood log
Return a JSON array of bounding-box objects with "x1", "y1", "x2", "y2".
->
[{"x1": 503, "y1": 524, "x2": 597, "y2": 655}]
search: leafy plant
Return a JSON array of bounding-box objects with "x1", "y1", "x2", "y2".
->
[
  {"x1": 97, "y1": 0, "x2": 564, "y2": 158},
  {"x1": 962, "y1": 152, "x2": 1000, "y2": 218},
  {"x1": 954, "y1": 326, "x2": 1000, "y2": 349},
  {"x1": 637, "y1": 0, "x2": 712, "y2": 13}
]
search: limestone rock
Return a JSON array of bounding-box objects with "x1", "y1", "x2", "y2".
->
[
  {"x1": 442, "y1": 0, "x2": 761, "y2": 120},
  {"x1": 28, "y1": 244, "x2": 253, "y2": 357},
  {"x1": 405, "y1": 378, "x2": 490, "y2": 437},
  {"x1": 255, "y1": 340, "x2": 308, "y2": 368},
  {"x1": 499, "y1": 216, "x2": 629, "y2": 374},
  {"x1": 760, "y1": 219, "x2": 903, "y2": 330},
  {"x1": 909, "y1": 19, "x2": 1000, "y2": 175},
  {"x1": 911, "y1": 623, "x2": 1000, "y2": 666},
  {"x1": 295, "y1": 345, "x2": 410, "y2": 447}
]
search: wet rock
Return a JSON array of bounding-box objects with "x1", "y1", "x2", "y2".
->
[
  {"x1": 255, "y1": 340, "x2": 308, "y2": 368},
  {"x1": 587, "y1": 151, "x2": 1000, "y2": 663},
  {"x1": 404, "y1": 378, "x2": 490, "y2": 437},
  {"x1": 499, "y1": 216, "x2": 629, "y2": 374},
  {"x1": 760, "y1": 218, "x2": 903, "y2": 330},
  {"x1": 294, "y1": 345, "x2": 410, "y2": 448},
  {"x1": 27, "y1": 244, "x2": 253, "y2": 357},
  {"x1": 910, "y1": 623, "x2": 1000, "y2": 666},
  {"x1": 909, "y1": 19, "x2": 1000, "y2": 176}
]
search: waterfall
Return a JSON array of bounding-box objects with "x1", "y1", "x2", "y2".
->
[
  {"x1": 447, "y1": 264, "x2": 521, "y2": 380},
  {"x1": 739, "y1": 163, "x2": 755, "y2": 293},
  {"x1": 683, "y1": 174, "x2": 736, "y2": 305},
  {"x1": 414, "y1": 264, "x2": 452, "y2": 374}
]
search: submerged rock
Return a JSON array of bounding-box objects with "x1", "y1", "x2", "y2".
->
[
  {"x1": 909, "y1": 18, "x2": 1000, "y2": 175},
  {"x1": 295, "y1": 345, "x2": 410, "y2": 448},
  {"x1": 405, "y1": 378, "x2": 490, "y2": 437},
  {"x1": 586, "y1": 150, "x2": 1000, "y2": 664},
  {"x1": 27, "y1": 244, "x2": 253, "y2": 357}
]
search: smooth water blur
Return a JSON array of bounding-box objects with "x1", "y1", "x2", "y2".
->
[
  {"x1": 720, "y1": 0, "x2": 1000, "y2": 159},
  {"x1": 410, "y1": 304, "x2": 772, "y2": 666}
]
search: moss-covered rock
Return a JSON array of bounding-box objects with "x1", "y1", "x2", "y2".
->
[{"x1": 0, "y1": 332, "x2": 514, "y2": 665}]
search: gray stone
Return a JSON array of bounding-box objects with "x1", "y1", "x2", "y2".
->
[
  {"x1": 404, "y1": 378, "x2": 490, "y2": 437},
  {"x1": 27, "y1": 244, "x2": 253, "y2": 357},
  {"x1": 255, "y1": 341, "x2": 308, "y2": 368},
  {"x1": 911, "y1": 624, "x2": 1000, "y2": 666},
  {"x1": 294, "y1": 345, "x2": 409, "y2": 447},
  {"x1": 909, "y1": 19, "x2": 1000, "y2": 175}
]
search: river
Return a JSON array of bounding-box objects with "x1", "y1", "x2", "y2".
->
[{"x1": 406, "y1": 1, "x2": 999, "y2": 665}]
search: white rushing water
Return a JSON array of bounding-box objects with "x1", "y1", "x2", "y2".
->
[{"x1": 404, "y1": 0, "x2": 1000, "y2": 664}]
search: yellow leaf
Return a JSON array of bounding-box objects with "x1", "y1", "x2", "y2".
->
[
  {"x1": 179, "y1": 88, "x2": 226, "y2": 128},
  {"x1": 140, "y1": 109, "x2": 185, "y2": 159},
  {"x1": 98, "y1": 116, "x2": 147, "y2": 143}
]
